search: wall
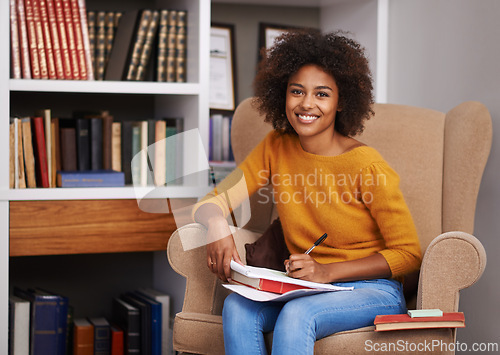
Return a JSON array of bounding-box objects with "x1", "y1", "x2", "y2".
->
[
  {"x1": 211, "y1": 3, "x2": 320, "y2": 104},
  {"x1": 388, "y1": 0, "x2": 500, "y2": 351}
]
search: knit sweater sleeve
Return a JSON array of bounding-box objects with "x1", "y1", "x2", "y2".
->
[
  {"x1": 191, "y1": 132, "x2": 274, "y2": 219},
  {"x1": 360, "y1": 162, "x2": 422, "y2": 278}
]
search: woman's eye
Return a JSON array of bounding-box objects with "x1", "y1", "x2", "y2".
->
[
  {"x1": 317, "y1": 92, "x2": 329, "y2": 97},
  {"x1": 290, "y1": 89, "x2": 303, "y2": 95}
]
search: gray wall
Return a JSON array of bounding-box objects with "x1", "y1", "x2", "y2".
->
[
  {"x1": 388, "y1": 0, "x2": 500, "y2": 350},
  {"x1": 211, "y1": 3, "x2": 320, "y2": 105}
]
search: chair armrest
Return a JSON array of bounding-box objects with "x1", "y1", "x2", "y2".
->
[
  {"x1": 167, "y1": 223, "x2": 261, "y2": 314},
  {"x1": 417, "y1": 231, "x2": 486, "y2": 312}
]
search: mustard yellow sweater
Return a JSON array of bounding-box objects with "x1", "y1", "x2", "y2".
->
[{"x1": 195, "y1": 131, "x2": 422, "y2": 279}]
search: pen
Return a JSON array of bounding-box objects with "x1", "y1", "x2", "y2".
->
[{"x1": 304, "y1": 233, "x2": 328, "y2": 255}]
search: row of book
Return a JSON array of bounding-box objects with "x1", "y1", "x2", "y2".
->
[
  {"x1": 98, "y1": 9, "x2": 188, "y2": 82},
  {"x1": 10, "y1": 0, "x2": 188, "y2": 82},
  {"x1": 10, "y1": 0, "x2": 94, "y2": 80},
  {"x1": 10, "y1": 287, "x2": 174, "y2": 355},
  {"x1": 209, "y1": 113, "x2": 234, "y2": 162},
  {"x1": 9, "y1": 109, "x2": 184, "y2": 188}
]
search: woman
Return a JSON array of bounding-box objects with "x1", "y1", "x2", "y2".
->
[{"x1": 193, "y1": 30, "x2": 421, "y2": 354}]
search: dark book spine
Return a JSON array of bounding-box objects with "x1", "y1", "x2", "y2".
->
[
  {"x1": 89, "y1": 118, "x2": 103, "y2": 170},
  {"x1": 121, "y1": 121, "x2": 133, "y2": 184},
  {"x1": 31, "y1": 116, "x2": 50, "y2": 187},
  {"x1": 75, "y1": 118, "x2": 90, "y2": 170},
  {"x1": 102, "y1": 115, "x2": 113, "y2": 170},
  {"x1": 60, "y1": 127, "x2": 77, "y2": 171}
]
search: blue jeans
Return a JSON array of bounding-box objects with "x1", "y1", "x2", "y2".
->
[{"x1": 222, "y1": 278, "x2": 406, "y2": 355}]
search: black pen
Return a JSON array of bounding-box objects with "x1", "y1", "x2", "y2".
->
[{"x1": 304, "y1": 233, "x2": 328, "y2": 255}]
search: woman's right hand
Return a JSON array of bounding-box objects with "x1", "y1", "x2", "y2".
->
[{"x1": 206, "y1": 215, "x2": 243, "y2": 282}]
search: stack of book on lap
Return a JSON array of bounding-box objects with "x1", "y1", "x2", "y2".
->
[
  {"x1": 374, "y1": 309, "x2": 465, "y2": 331},
  {"x1": 224, "y1": 260, "x2": 353, "y2": 302}
]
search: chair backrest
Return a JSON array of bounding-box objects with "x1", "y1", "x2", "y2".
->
[{"x1": 231, "y1": 98, "x2": 492, "y2": 253}]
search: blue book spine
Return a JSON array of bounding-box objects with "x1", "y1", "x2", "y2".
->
[
  {"x1": 134, "y1": 292, "x2": 162, "y2": 355},
  {"x1": 14, "y1": 288, "x2": 60, "y2": 355},
  {"x1": 57, "y1": 170, "x2": 125, "y2": 187},
  {"x1": 57, "y1": 296, "x2": 69, "y2": 355}
]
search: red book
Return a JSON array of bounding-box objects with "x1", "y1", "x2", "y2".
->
[
  {"x1": 31, "y1": 116, "x2": 50, "y2": 188},
  {"x1": 60, "y1": 0, "x2": 80, "y2": 79},
  {"x1": 17, "y1": 0, "x2": 32, "y2": 78},
  {"x1": 31, "y1": 0, "x2": 49, "y2": 79},
  {"x1": 374, "y1": 312, "x2": 465, "y2": 331},
  {"x1": 45, "y1": 0, "x2": 65, "y2": 79},
  {"x1": 53, "y1": 0, "x2": 72, "y2": 79},
  {"x1": 229, "y1": 261, "x2": 340, "y2": 295},
  {"x1": 110, "y1": 324, "x2": 124, "y2": 355},
  {"x1": 24, "y1": 0, "x2": 41, "y2": 79},
  {"x1": 69, "y1": 0, "x2": 88, "y2": 80},
  {"x1": 38, "y1": 0, "x2": 57, "y2": 79}
]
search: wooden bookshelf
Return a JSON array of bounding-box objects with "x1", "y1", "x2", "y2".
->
[{"x1": 9, "y1": 198, "x2": 195, "y2": 256}]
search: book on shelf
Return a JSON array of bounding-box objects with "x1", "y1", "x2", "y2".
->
[
  {"x1": 31, "y1": 116, "x2": 50, "y2": 188},
  {"x1": 88, "y1": 317, "x2": 111, "y2": 355},
  {"x1": 39, "y1": 0, "x2": 57, "y2": 79},
  {"x1": 56, "y1": 169, "x2": 125, "y2": 187},
  {"x1": 374, "y1": 312, "x2": 465, "y2": 331},
  {"x1": 10, "y1": 0, "x2": 91, "y2": 80},
  {"x1": 21, "y1": 118, "x2": 37, "y2": 187},
  {"x1": 137, "y1": 288, "x2": 173, "y2": 355},
  {"x1": 135, "y1": 10, "x2": 159, "y2": 81},
  {"x1": 121, "y1": 293, "x2": 152, "y2": 355},
  {"x1": 73, "y1": 318, "x2": 94, "y2": 355},
  {"x1": 110, "y1": 324, "x2": 124, "y2": 355},
  {"x1": 112, "y1": 297, "x2": 141, "y2": 354},
  {"x1": 131, "y1": 292, "x2": 162, "y2": 355},
  {"x1": 13, "y1": 287, "x2": 69, "y2": 355},
  {"x1": 210, "y1": 113, "x2": 234, "y2": 162},
  {"x1": 16, "y1": 0, "x2": 32, "y2": 79},
  {"x1": 9, "y1": 118, "x2": 27, "y2": 189},
  {"x1": 9, "y1": 295, "x2": 30, "y2": 355},
  {"x1": 10, "y1": 0, "x2": 22, "y2": 79},
  {"x1": 125, "y1": 10, "x2": 152, "y2": 81}
]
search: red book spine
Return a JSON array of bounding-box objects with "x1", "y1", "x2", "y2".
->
[
  {"x1": 17, "y1": 0, "x2": 32, "y2": 78},
  {"x1": 38, "y1": 0, "x2": 57, "y2": 79},
  {"x1": 53, "y1": 0, "x2": 72, "y2": 79},
  {"x1": 61, "y1": 0, "x2": 80, "y2": 79},
  {"x1": 69, "y1": 0, "x2": 87, "y2": 79},
  {"x1": 24, "y1": 0, "x2": 41, "y2": 79},
  {"x1": 259, "y1": 279, "x2": 311, "y2": 294},
  {"x1": 110, "y1": 325, "x2": 124, "y2": 355},
  {"x1": 31, "y1": 0, "x2": 49, "y2": 79},
  {"x1": 76, "y1": 0, "x2": 94, "y2": 80},
  {"x1": 10, "y1": 0, "x2": 22, "y2": 79},
  {"x1": 31, "y1": 117, "x2": 50, "y2": 188},
  {"x1": 45, "y1": 0, "x2": 64, "y2": 79}
]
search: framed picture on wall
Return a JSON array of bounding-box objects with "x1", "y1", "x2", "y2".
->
[
  {"x1": 210, "y1": 23, "x2": 237, "y2": 111},
  {"x1": 259, "y1": 23, "x2": 291, "y2": 51}
]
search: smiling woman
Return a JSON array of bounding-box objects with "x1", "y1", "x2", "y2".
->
[{"x1": 192, "y1": 29, "x2": 421, "y2": 355}]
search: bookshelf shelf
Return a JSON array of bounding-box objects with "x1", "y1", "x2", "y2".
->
[
  {"x1": 10, "y1": 79, "x2": 202, "y2": 95},
  {"x1": 1, "y1": 185, "x2": 210, "y2": 201}
]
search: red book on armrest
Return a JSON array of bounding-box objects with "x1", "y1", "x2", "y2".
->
[{"x1": 374, "y1": 312, "x2": 465, "y2": 331}]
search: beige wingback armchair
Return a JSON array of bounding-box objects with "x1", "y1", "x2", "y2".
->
[{"x1": 167, "y1": 99, "x2": 492, "y2": 354}]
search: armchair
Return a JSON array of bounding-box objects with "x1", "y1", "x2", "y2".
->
[{"x1": 167, "y1": 99, "x2": 492, "y2": 354}]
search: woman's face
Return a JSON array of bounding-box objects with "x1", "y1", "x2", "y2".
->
[{"x1": 285, "y1": 64, "x2": 340, "y2": 141}]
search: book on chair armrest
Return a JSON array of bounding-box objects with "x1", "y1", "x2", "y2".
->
[{"x1": 374, "y1": 312, "x2": 465, "y2": 331}]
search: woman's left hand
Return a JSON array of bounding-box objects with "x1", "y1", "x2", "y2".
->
[{"x1": 284, "y1": 254, "x2": 332, "y2": 283}]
